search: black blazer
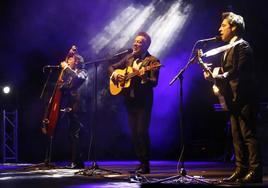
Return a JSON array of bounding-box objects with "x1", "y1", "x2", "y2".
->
[
  {"x1": 219, "y1": 39, "x2": 256, "y2": 110},
  {"x1": 60, "y1": 67, "x2": 87, "y2": 113}
]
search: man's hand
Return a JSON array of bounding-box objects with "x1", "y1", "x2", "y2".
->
[
  {"x1": 60, "y1": 61, "x2": 68, "y2": 69},
  {"x1": 41, "y1": 126, "x2": 47, "y2": 135},
  {"x1": 139, "y1": 67, "x2": 145, "y2": 76},
  {"x1": 116, "y1": 74, "x2": 125, "y2": 82},
  {"x1": 203, "y1": 71, "x2": 214, "y2": 82},
  {"x1": 111, "y1": 71, "x2": 125, "y2": 83}
]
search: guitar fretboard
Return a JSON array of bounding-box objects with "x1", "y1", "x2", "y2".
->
[{"x1": 125, "y1": 65, "x2": 160, "y2": 80}]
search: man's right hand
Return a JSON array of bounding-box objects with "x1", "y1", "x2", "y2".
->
[
  {"x1": 111, "y1": 71, "x2": 125, "y2": 83},
  {"x1": 116, "y1": 74, "x2": 125, "y2": 82},
  {"x1": 60, "y1": 61, "x2": 68, "y2": 69},
  {"x1": 203, "y1": 71, "x2": 213, "y2": 81}
]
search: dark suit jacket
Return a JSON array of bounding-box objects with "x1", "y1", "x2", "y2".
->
[
  {"x1": 108, "y1": 52, "x2": 160, "y2": 106},
  {"x1": 219, "y1": 39, "x2": 257, "y2": 111},
  {"x1": 60, "y1": 67, "x2": 87, "y2": 113}
]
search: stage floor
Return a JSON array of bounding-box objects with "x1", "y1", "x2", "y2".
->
[{"x1": 0, "y1": 161, "x2": 267, "y2": 187}]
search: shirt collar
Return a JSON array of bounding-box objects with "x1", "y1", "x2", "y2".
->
[
  {"x1": 229, "y1": 36, "x2": 238, "y2": 44},
  {"x1": 133, "y1": 51, "x2": 148, "y2": 59}
]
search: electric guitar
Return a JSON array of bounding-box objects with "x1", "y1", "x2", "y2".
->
[
  {"x1": 196, "y1": 49, "x2": 228, "y2": 111},
  {"x1": 110, "y1": 63, "x2": 162, "y2": 95}
]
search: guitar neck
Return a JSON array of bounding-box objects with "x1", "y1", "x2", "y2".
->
[
  {"x1": 197, "y1": 57, "x2": 213, "y2": 75},
  {"x1": 125, "y1": 71, "x2": 139, "y2": 80},
  {"x1": 125, "y1": 66, "x2": 157, "y2": 80}
]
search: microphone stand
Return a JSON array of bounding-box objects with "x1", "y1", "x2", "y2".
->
[
  {"x1": 75, "y1": 55, "x2": 122, "y2": 176},
  {"x1": 152, "y1": 41, "x2": 212, "y2": 185},
  {"x1": 166, "y1": 58, "x2": 193, "y2": 180},
  {"x1": 40, "y1": 68, "x2": 53, "y2": 99},
  {"x1": 24, "y1": 67, "x2": 57, "y2": 171}
]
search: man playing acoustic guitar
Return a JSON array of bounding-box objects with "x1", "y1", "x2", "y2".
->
[
  {"x1": 108, "y1": 32, "x2": 160, "y2": 174},
  {"x1": 202, "y1": 12, "x2": 262, "y2": 184}
]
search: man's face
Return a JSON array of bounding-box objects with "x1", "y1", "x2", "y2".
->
[
  {"x1": 219, "y1": 18, "x2": 235, "y2": 42},
  {"x1": 67, "y1": 56, "x2": 78, "y2": 69},
  {"x1": 132, "y1": 35, "x2": 149, "y2": 56}
]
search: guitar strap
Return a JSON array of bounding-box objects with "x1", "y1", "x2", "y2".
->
[{"x1": 202, "y1": 39, "x2": 244, "y2": 58}]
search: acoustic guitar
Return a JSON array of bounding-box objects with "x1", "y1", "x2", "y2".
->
[
  {"x1": 110, "y1": 63, "x2": 162, "y2": 95},
  {"x1": 196, "y1": 49, "x2": 228, "y2": 111}
]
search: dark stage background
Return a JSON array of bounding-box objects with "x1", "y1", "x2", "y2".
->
[{"x1": 0, "y1": 0, "x2": 267, "y2": 163}]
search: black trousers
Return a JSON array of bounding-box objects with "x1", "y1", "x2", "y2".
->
[
  {"x1": 126, "y1": 102, "x2": 152, "y2": 165},
  {"x1": 68, "y1": 112, "x2": 83, "y2": 164},
  {"x1": 230, "y1": 104, "x2": 262, "y2": 171}
]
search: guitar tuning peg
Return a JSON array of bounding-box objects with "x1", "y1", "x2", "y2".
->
[
  {"x1": 200, "y1": 49, "x2": 204, "y2": 55},
  {"x1": 196, "y1": 49, "x2": 203, "y2": 57}
]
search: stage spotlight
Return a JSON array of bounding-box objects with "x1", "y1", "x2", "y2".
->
[
  {"x1": 0, "y1": 84, "x2": 17, "y2": 110},
  {"x1": 2, "y1": 86, "x2": 11, "y2": 95}
]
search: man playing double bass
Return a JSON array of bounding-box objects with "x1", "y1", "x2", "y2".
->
[
  {"x1": 42, "y1": 46, "x2": 87, "y2": 169},
  {"x1": 59, "y1": 46, "x2": 87, "y2": 169}
]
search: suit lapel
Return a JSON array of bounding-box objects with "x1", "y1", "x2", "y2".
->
[
  {"x1": 222, "y1": 47, "x2": 234, "y2": 68},
  {"x1": 127, "y1": 56, "x2": 135, "y2": 67},
  {"x1": 225, "y1": 47, "x2": 235, "y2": 66}
]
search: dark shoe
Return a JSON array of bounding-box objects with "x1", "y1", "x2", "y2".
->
[
  {"x1": 222, "y1": 168, "x2": 247, "y2": 182},
  {"x1": 135, "y1": 163, "x2": 150, "y2": 174},
  {"x1": 66, "y1": 162, "x2": 84, "y2": 169},
  {"x1": 238, "y1": 170, "x2": 263, "y2": 184}
]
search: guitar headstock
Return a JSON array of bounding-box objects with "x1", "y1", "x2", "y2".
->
[
  {"x1": 196, "y1": 49, "x2": 203, "y2": 61},
  {"x1": 189, "y1": 49, "x2": 203, "y2": 64},
  {"x1": 195, "y1": 49, "x2": 211, "y2": 72}
]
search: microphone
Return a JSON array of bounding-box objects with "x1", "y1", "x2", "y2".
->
[
  {"x1": 198, "y1": 36, "x2": 221, "y2": 43},
  {"x1": 44, "y1": 65, "x2": 61, "y2": 68},
  {"x1": 113, "y1": 48, "x2": 133, "y2": 57},
  {"x1": 42, "y1": 65, "x2": 61, "y2": 73}
]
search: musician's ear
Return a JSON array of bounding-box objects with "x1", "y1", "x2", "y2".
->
[{"x1": 231, "y1": 25, "x2": 237, "y2": 32}]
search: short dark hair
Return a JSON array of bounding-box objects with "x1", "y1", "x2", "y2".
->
[
  {"x1": 67, "y1": 53, "x2": 84, "y2": 69},
  {"x1": 74, "y1": 54, "x2": 84, "y2": 64},
  {"x1": 137, "y1": 32, "x2": 151, "y2": 47},
  {"x1": 74, "y1": 54, "x2": 84, "y2": 69},
  {"x1": 222, "y1": 12, "x2": 245, "y2": 36}
]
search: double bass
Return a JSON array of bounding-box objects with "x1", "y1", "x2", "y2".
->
[{"x1": 41, "y1": 46, "x2": 77, "y2": 136}]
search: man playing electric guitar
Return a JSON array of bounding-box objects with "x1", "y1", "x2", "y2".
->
[{"x1": 108, "y1": 32, "x2": 160, "y2": 174}]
